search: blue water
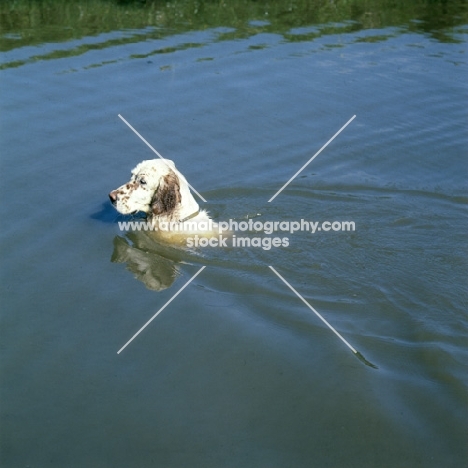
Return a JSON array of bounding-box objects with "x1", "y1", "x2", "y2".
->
[{"x1": 1, "y1": 13, "x2": 467, "y2": 468}]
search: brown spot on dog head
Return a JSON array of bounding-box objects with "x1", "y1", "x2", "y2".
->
[{"x1": 150, "y1": 171, "x2": 181, "y2": 217}]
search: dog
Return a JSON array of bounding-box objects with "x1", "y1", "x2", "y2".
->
[{"x1": 109, "y1": 159, "x2": 212, "y2": 238}]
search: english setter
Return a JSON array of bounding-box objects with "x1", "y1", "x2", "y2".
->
[{"x1": 109, "y1": 159, "x2": 210, "y2": 235}]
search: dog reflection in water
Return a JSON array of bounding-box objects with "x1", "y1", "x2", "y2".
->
[{"x1": 111, "y1": 232, "x2": 182, "y2": 291}]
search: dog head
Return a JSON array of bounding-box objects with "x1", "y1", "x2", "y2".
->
[{"x1": 109, "y1": 159, "x2": 199, "y2": 222}]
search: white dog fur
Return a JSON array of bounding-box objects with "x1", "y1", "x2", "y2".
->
[{"x1": 109, "y1": 159, "x2": 211, "y2": 236}]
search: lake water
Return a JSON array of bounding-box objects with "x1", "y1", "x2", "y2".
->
[{"x1": 1, "y1": 1, "x2": 467, "y2": 467}]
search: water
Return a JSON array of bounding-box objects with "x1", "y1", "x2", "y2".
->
[{"x1": 1, "y1": 1, "x2": 467, "y2": 467}]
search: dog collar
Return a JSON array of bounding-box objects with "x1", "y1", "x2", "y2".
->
[{"x1": 179, "y1": 209, "x2": 200, "y2": 223}]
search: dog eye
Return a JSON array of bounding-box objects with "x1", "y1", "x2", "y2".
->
[{"x1": 139, "y1": 178, "x2": 147, "y2": 185}]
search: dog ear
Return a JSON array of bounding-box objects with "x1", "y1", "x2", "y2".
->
[{"x1": 151, "y1": 171, "x2": 181, "y2": 216}]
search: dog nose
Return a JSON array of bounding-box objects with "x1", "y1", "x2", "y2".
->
[{"x1": 109, "y1": 191, "x2": 118, "y2": 204}]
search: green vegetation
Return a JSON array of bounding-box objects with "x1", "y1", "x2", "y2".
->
[{"x1": 1, "y1": 0, "x2": 466, "y2": 52}]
